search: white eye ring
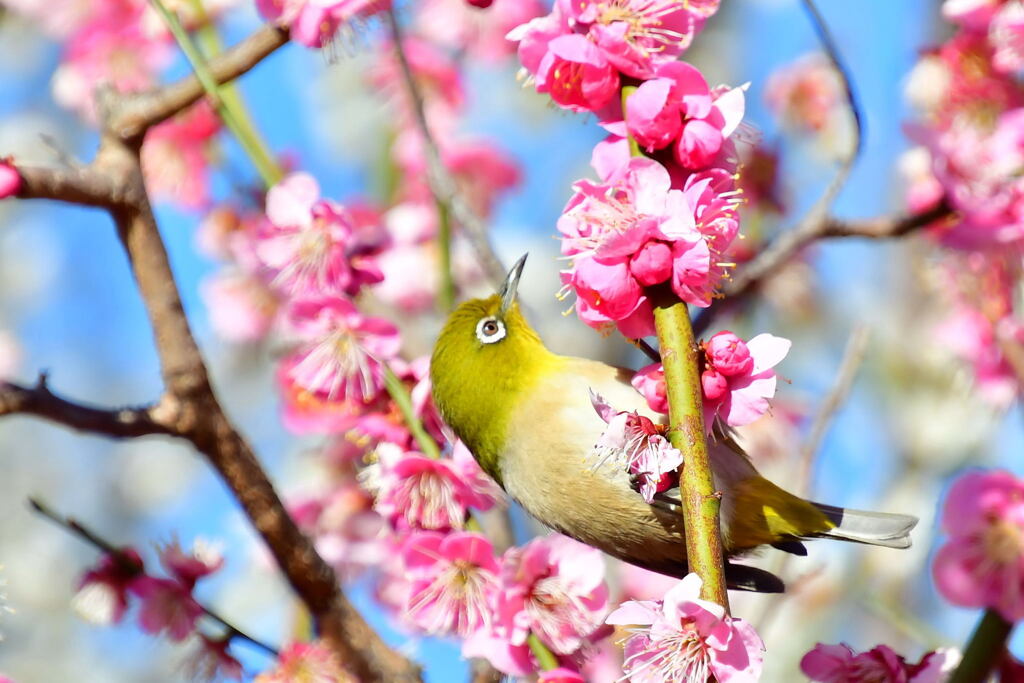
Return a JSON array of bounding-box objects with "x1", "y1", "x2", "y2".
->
[{"x1": 475, "y1": 316, "x2": 506, "y2": 344}]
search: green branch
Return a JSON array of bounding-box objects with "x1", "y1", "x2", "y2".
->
[
  {"x1": 150, "y1": 0, "x2": 283, "y2": 188},
  {"x1": 436, "y1": 198, "x2": 455, "y2": 313},
  {"x1": 949, "y1": 609, "x2": 1014, "y2": 683},
  {"x1": 652, "y1": 295, "x2": 730, "y2": 609},
  {"x1": 527, "y1": 633, "x2": 559, "y2": 671},
  {"x1": 618, "y1": 86, "x2": 730, "y2": 609},
  {"x1": 382, "y1": 364, "x2": 442, "y2": 460}
]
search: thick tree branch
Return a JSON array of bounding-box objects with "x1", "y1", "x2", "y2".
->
[
  {"x1": 14, "y1": 164, "x2": 125, "y2": 207},
  {"x1": 111, "y1": 23, "x2": 289, "y2": 140},
  {"x1": 95, "y1": 133, "x2": 419, "y2": 681},
  {"x1": 2, "y1": 18, "x2": 421, "y2": 681},
  {"x1": 0, "y1": 375, "x2": 173, "y2": 438}
]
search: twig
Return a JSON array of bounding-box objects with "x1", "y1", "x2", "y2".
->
[
  {"x1": 693, "y1": 0, "x2": 874, "y2": 337},
  {"x1": 750, "y1": 327, "x2": 869, "y2": 633},
  {"x1": 692, "y1": 202, "x2": 953, "y2": 336},
  {"x1": 149, "y1": 0, "x2": 283, "y2": 186},
  {"x1": 797, "y1": 325, "x2": 870, "y2": 484},
  {"x1": 29, "y1": 497, "x2": 280, "y2": 657},
  {"x1": 0, "y1": 375, "x2": 173, "y2": 438},
  {"x1": 111, "y1": 23, "x2": 290, "y2": 139},
  {"x1": 383, "y1": 7, "x2": 506, "y2": 290},
  {"x1": 382, "y1": 364, "x2": 442, "y2": 460}
]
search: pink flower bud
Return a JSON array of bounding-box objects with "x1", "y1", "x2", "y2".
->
[
  {"x1": 466, "y1": 0, "x2": 493, "y2": 6},
  {"x1": 701, "y1": 367, "x2": 728, "y2": 400},
  {"x1": 705, "y1": 331, "x2": 754, "y2": 376},
  {"x1": 0, "y1": 161, "x2": 21, "y2": 199},
  {"x1": 629, "y1": 240, "x2": 674, "y2": 286}
]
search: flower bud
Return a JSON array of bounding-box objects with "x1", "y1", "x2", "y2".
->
[
  {"x1": 705, "y1": 331, "x2": 754, "y2": 376},
  {"x1": 701, "y1": 367, "x2": 728, "y2": 400}
]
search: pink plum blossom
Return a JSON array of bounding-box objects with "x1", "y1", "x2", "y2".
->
[
  {"x1": 372, "y1": 442, "x2": 499, "y2": 531},
  {"x1": 189, "y1": 635, "x2": 243, "y2": 682},
  {"x1": 258, "y1": 0, "x2": 391, "y2": 48},
  {"x1": 507, "y1": 12, "x2": 621, "y2": 114},
  {"x1": 129, "y1": 576, "x2": 202, "y2": 642},
  {"x1": 936, "y1": 306, "x2": 1022, "y2": 407},
  {"x1": 0, "y1": 161, "x2": 21, "y2": 199},
  {"x1": 255, "y1": 640, "x2": 353, "y2": 682},
  {"x1": 401, "y1": 531, "x2": 500, "y2": 637},
  {"x1": 943, "y1": 0, "x2": 1004, "y2": 29},
  {"x1": 565, "y1": 0, "x2": 715, "y2": 79},
  {"x1": 72, "y1": 549, "x2": 144, "y2": 625},
  {"x1": 765, "y1": 53, "x2": 845, "y2": 134},
  {"x1": 141, "y1": 101, "x2": 220, "y2": 210},
  {"x1": 801, "y1": 642, "x2": 959, "y2": 683},
  {"x1": 495, "y1": 534, "x2": 609, "y2": 655},
  {"x1": 539, "y1": 668, "x2": 586, "y2": 683},
  {"x1": 51, "y1": 6, "x2": 172, "y2": 121},
  {"x1": 933, "y1": 469, "x2": 1024, "y2": 621},
  {"x1": 284, "y1": 296, "x2": 400, "y2": 402},
  {"x1": 559, "y1": 157, "x2": 714, "y2": 334},
  {"x1": 700, "y1": 331, "x2": 791, "y2": 431},
  {"x1": 632, "y1": 363, "x2": 669, "y2": 414},
  {"x1": 990, "y1": 2, "x2": 1024, "y2": 73},
  {"x1": 291, "y1": 482, "x2": 389, "y2": 580},
  {"x1": 624, "y1": 62, "x2": 746, "y2": 168},
  {"x1": 607, "y1": 573, "x2": 764, "y2": 683},
  {"x1": 590, "y1": 391, "x2": 681, "y2": 503},
  {"x1": 414, "y1": 0, "x2": 545, "y2": 62},
  {"x1": 158, "y1": 538, "x2": 223, "y2": 590},
  {"x1": 200, "y1": 271, "x2": 278, "y2": 344},
  {"x1": 258, "y1": 173, "x2": 383, "y2": 298}
]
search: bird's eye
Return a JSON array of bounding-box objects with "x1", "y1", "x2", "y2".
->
[{"x1": 475, "y1": 316, "x2": 506, "y2": 344}]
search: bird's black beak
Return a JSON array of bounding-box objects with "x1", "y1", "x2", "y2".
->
[{"x1": 499, "y1": 253, "x2": 527, "y2": 315}]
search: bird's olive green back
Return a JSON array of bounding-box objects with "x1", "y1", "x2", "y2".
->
[{"x1": 429, "y1": 295, "x2": 559, "y2": 485}]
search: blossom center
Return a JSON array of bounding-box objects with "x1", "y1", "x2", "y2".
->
[{"x1": 982, "y1": 517, "x2": 1024, "y2": 565}]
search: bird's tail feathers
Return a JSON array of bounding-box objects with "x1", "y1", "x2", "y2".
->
[{"x1": 810, "y1": 503, "x2": 918, "y2": 549}]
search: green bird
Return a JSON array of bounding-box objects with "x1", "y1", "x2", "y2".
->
[{"x1": 430, "y1": 255, "x2": 917, "y2": 592}]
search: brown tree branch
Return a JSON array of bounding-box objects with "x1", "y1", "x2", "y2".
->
[
  {"x1": 693, "y1": 201, "x2": 954, "y2": 336},
  {"x1": 0, "y1": 375, "x2": 173, "y2": 438},
  {"x1": 29, "y1": 497, "x2": 280, "y2": 657},
  {"x1": 110, "y1": 23, "x2": 290, "y2": 140},
  {"x1": 97, "y1": 132, "x2": 418, "y2": 680},
  {"x1": 14, "y1": 164, "x2": 125, "y2": 207}
]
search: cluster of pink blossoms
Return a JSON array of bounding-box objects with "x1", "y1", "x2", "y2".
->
[
  {"x1": 507, "y1": 1, "x2": 756, "y2": 343},
  {"x1": 629, "y1": 330, "x2": 790, "y2": 433},
  {"x1": 73, "y1": 540, "x2": 242, "y2": 679},
  {"x1": 801, "y1": 642, "x2": 958, "y2": 683},
  {"x1": 901, "y1": 0, "x2": 1024, "y2": 405}
]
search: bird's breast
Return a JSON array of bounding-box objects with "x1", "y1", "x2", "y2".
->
[{"x1": 498, "y1": 358, "x2": 688, "y2": 570}]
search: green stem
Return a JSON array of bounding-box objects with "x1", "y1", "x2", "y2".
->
[
  {"x1": 652, "y1": 296, "x2": 730, "y2": 609},
  {"x1": 619, "y1": 84, "x2": 730, "y2": 609},
  {"x1": 527, "y1": 633, "x2": 559, "y2": 671},
  {"x1": 150, "y1": 0, "x2": 283, "y2": 188},
  {"x1": 382, "y1": 364, "x2": 442, "y2": 460},
  {"x1": 621, "y1": 86, "x2": 642, "y2": 158},
  {"x1": 949, "y1": 609, "x2": 1014, "y2": 683},
  {"x1": 436, "y1": 198, "x2": 455, "y2": 313}
]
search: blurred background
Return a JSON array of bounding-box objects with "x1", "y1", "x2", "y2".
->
[{"x1": 0, "y1": 0, "x2": 1010, "y2": 680}]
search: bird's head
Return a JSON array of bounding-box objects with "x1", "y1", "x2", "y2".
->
[{"x1": 430, "y1": 254, "x2": 557, "y2": 481}]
